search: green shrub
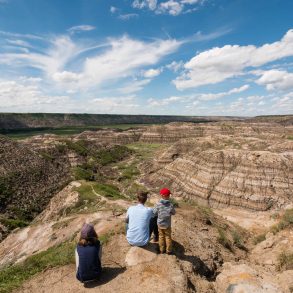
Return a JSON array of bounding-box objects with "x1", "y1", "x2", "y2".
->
[
  {"x1": 217, "y1": 228, "x2": 232, "y2": 250},
  {"x1": 231, "y1": 230, "x2": 246, "y2": 250},
  {"x1": 65, "y1": 140, "x2": 88, "y2": 156},
  {"x1": 95, "y1": 145, "x2": 131, "y2": 165},
  {"x1": 0, "y1": 241, "x2": 75, "y2": 293},
  {"x1": 73, "y1": 166, "x2": 95, "y2": 181},
  {"x1": 253, "y1": 233, "x2": 266, "y2": 245},
  {"x1": 278, "y1": 251, "x2": 293, "y2": 271},
  {"x1": 271, "y1": 209, "x2": 293, "y2": 234}
]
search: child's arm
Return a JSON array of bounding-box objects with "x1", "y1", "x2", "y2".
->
[{"x1": 170, "y1": 204, "x2": 176, "y2": 215}]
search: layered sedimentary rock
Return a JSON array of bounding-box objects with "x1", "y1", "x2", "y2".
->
[
  {"x1": 147, "y1": 149, "x2": 293, "y2": 210},
  {"x1": 140, "y1": 121, "x2": 292, "y2": 143},
  {"x1": 140, "y1": 122, "x2": 204, "y2": 143},
  {"x1": 73, "y1": 128, "x2": 142, "y2": 144}
]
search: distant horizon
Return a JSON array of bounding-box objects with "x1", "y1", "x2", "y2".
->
[{"x1": 0, "y1": 0, "x2": 292, "y2": 115}]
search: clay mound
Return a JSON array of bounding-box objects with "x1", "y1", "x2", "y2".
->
[{"x1": 148, "y1": 149, "x2": 293, "y2": 210}]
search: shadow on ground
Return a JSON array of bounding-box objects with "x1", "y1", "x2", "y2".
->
[
  {"x1": 83, "y1": 267, "x2": 126, "y2": 288},
  {"x1": 173, "y1": 240, "x2": 216, "y2": 281}
]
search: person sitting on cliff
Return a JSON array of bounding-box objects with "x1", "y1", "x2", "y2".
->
[
  {"x1": 126, "y1": 191, "x2": 158, "y2": 246},
  {"x1": 75, "y1": 223, "x2": 102, "y2": 283},
  {"x1": 153, "y1": 188, "x2": 176, "y2": 255}
]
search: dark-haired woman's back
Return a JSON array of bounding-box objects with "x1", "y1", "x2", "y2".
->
[{"x1": 76, "y1": 240, "x2": 102, "y2": 282}]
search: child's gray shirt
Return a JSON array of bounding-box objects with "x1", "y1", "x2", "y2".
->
[{"x1": 153, "y1": 199, "x2": 176, "y2": 228}]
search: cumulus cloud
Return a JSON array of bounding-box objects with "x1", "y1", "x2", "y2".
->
[
  {"x1": 174, "y1": 29, "x2": 293, "y2": 90},
  {"x1": 255, "y1": 69, "x2": 293, "y2": 91},
  {"x1": 132, "y1": 0, "x2": 203, "y2": 15},
  {"x1": 0, "y1": 80, "x2": 70, "y2": 112},
  {"x1": 110, "y1": 6, "x2": 118, "y2": 13}
]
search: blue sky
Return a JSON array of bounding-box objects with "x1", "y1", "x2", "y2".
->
[{"x1": 0, "y1": 0, "x2": 292, "y2": 116}]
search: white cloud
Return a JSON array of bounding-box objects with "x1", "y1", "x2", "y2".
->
[
  {"x1": 110, "y1": 6, "x2": 118, "y2": 13},
  {"x1": 118, "y1": 13, "x2": 139, "y2": 20},
  {"x1": 83, "y1": 36, "x2": 181, "y2": 87},
  {"x1": 0, "y1": 34, "x2": 181, "y2": 90},
  {"x1": 166, "y1": 60, "x2": 184, "y2": 72},
  {"x1": 52, "y1": 71, "x2": 83, "y2": 83},
  {"x1": 148, "y1": 95, "x2": 186, "y2": 106},
  {"x1": 118, "y1": 79, "x2": 151, "y2": 94},
  {"x1": 174, "y1": 29, "x2": 293, "y2": 90},
  {"x1": 143, "y1": 68, "x2": 162, "y2": 78},
  {"x1": 0, "y1": 80, "x2": 70, "y2": 112},
  {"x1": 67, "y1": 25, "x2": 96, "y2": 34},
  {"x1": 198, "y1": 84, "x2": 250, "y2": 101},
  {"x1": 255, "y1": 69, "x2": 293, "y2": 91},
  {"x1": 132, "y1": 0, "x2": 157, "y2": 10},
  {"x1": 157, "y1": 0, "x2": 183, "y2": 16},
  {"x1": 132, "y1": 0, "x2": 203, "y2": 15}
]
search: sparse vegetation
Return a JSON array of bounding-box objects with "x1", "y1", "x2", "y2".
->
[
  {"x1": 0, "y1": 217, "x2": 29, "y2": 230},
  {"x1": 93, "y1": 183, "x2": 125, "y2": 200},
  {"x1": 0, "y1": 241, "x2": 75, "y2": 293},
  {"x1": 39, "y1": 151, "x2": 54, "y2": 162},
  {"x1": 95, "y1": 145, "x2": 132, "y2": 165},
  {"x1": 65, "y1": 140, "x2": 88, "y2": 156},
  {"x1": 126, "y1": 143, "x2": 165, "y2": 160},
  {"x1": 271, "y1": 208, "x2": 293, "y2": 234},
  {"x1": 253, "y1": 233, "x2": 266, "y2": 245},
  {"x1": 217, "y1": 228, "x2": 232, "y2": 250},
  {"x1": 231, "y1": 230, "x2": 246, "y2": 250},
  {"x1": 278, "y1": 251, "x2": 293, "y2": 271}
]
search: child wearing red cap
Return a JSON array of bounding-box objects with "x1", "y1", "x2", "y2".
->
[{"x1": 153, "y1": 188, "x2": 176, "y2": 254}]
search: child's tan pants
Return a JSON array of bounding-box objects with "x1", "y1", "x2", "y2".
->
[{"x1": 158, "y1": 226, "x2": 172, "y2": 253}]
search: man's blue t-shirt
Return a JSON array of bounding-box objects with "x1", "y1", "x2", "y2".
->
[{"x1": 126, "y1": 204, "x2": 153, "y2": 246}]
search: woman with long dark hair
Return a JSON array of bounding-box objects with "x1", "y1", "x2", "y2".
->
[{"x1": 75, "y1": 223, "x2": 102, "y2": 282}]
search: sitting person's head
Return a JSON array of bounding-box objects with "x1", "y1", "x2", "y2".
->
[
  {"x1": 160, "y1": 188, "x2": 171, "y2": 199},
  {"x1": 137, "y1": 191, "x2": 148, "y2": 205},
  {"x1": 78, "y1": 223, "x2": 98, "y2": 246}
]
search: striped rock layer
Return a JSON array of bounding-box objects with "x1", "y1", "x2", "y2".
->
[{"x1": 150, "y1": 149, "x2": 293, "y2": 211}]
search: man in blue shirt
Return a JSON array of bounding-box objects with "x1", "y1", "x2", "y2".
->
[{"x1": 126, "y1": 191, "x2": 155, "y2": 246}]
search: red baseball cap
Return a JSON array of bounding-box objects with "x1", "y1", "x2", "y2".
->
[{"x1": 160, "y1": 188, "x2": 171, "y2": 197}]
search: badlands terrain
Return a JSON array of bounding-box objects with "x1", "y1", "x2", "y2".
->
[{"x1": 0, "y1": 116, "x2": 292, "y2": 293}]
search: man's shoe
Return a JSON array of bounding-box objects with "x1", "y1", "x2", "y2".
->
[{"x1": 167, "y1": 251, "x2": 175, "y2": 255}]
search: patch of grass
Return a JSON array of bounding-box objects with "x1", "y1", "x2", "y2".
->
[
  {"x1": 253, "y1": 233, "x2": 266, "y2": 245},
  {"x1": 118, "y1": 163, "x2": 140, "y2": 180},
  {"x1": 271, "y1": 209, "x2": 293, "y2": 234},
  {"x1": 74, "y1": 183, "x2": 98, "y2": 207},
  {"x1": 126, "y1": 143, "x2": 165, "y2": 160},
  {"x1": 0, "y1": 217, "x2": 29, "y2": 231},
  {"x1": 124, "y1": 182, "x2": 147, "y2": 199},
  {"x1": 217, "y1": 228, "x2": 232, "y2": 251},
  {"x1": 0, "y1": 241, "x2": 75, "y2": 293},
  {"x1": 93, "y1": 183, "x2": 124, "y2": 200},
  {"x1": 95, "y1": 145, "x2": 131, "y2": 165},
  {"x1": 278, "y1": 251, "x2": 293, "y2": 271},
  {"x1": 231, "y1": 230, "x2": 246, "y2": 250},
  {"x1": 287, "y1": 136, "x2": 293, "y2": 140},
  {"x1": 73, "y1": 166, "x2": 95, "y2": 181}
]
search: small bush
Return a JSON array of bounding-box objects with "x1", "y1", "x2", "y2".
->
[
  {"x1": 253, "y1": 233, "x2": 266, "y2": 245},
  {"x1": 231, "y1": 230, "x2": 246, "y2": 250},
  {"x1": 73, "y1": 166, "x2": 95, "y2": 181},
  {"x1": 217, "y1": 228, "x2": 232, "y2": 250},
  {"x1": 271, "y1": 209, "x2": 293, "y2": 234},
  {"x1": 278, "y1": 251, "x2": 293, "y2": 271}
]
